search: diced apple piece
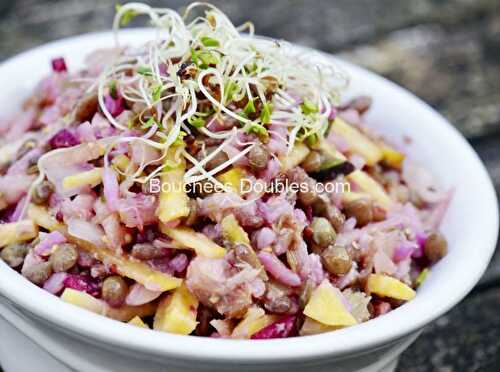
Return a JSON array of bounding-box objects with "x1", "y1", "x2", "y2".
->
[
  {"x1": 304, "y1": 279, "x2": 357, "y2": 327},
  {"x1": 28, "y1": 204, "x2": 65, "y2": 232},
  {"x1": 153, "y1": 284, "x2": 199, "y2": 335},
  {"x1": 221, "y1": 214, "x2": 250, "y2": 245},
  {"x1": 72, "y1": 238, "x2": 182, "y2": 292},
  {"x1": 279, "y1": 142, "x2": 310, "y2": 170},
  {"x1": 380, "y1": 144, "x2": 405, "y2": 169},
  {"x1": 216, "y1": 167, "x2": 248, "y2": 194},
  {"x1": 61, "y1": 288, "x2": 103, "y2": 314},
  {"x1": 62, "y1": 168, "x2": 103, "y2": 190},
  {"x1": 61, "y1": 288, "x2": 156, "y2": 322},
  {"x1": 128, "y1": 316, "x2": 149, "y2": 328},
  {"x1": 331, "y1": 118, "x2": 383, "y2": 166},
  {"x1": 0, "y1": 220, "x2": 38, "y2": 249},
  {"x1": 347, "y1": 170, "x2": 392, "y2": 209},
  {"x1": 160, "y1": 226, "x2": 226, "y2": 259},
  {"x1": 210, "y1": 319, "x2": 235, "y2": 337},
  {"x1": 299, "y1": 317, "x2": 341, "y2": 336},
  {"x1": 366, "y1": 274, "x2": 416, "y2": 301},
  {"x1": 232, "y1": 307, "x2": 278, "y2": 339},
  {"x1": 341, "y1": 191, "x2": 372, "y2": 204},
  {"x1": 156, "y1": 146, "x2": 190, "y2": 224}
]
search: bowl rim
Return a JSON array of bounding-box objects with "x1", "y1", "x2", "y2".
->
[{"x1": 0, "y1": 29, "x2": 498, "y2": 363}]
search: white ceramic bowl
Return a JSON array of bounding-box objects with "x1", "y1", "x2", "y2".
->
[{"x1": 0, "y1": 30, "x2": 498, "y2": 372}]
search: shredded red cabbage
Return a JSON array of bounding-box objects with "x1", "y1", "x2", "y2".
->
[
  {"x1": 49, "y1": 129, "x2": 80, "y2": 149},
  {"x1": 51, "y1": 57, "x2": 67, "y2": 73}
]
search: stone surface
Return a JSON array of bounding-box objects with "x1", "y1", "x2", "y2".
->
[
  {"x1": 398, "y1": 286, "x2": 500, "y2": 372},
  {"x1": 0, "y1": 1, "x2": 499, "y2": 371}
]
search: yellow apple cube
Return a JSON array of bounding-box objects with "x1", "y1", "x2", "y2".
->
[
  {"x1": 347, "y1": 170, "x2": 392, "y2": 209},
  {"x1": 72, "y1": 239, "x2": 182, "y2": 292},
  {"x1": 217, "y1": 167, "x2": 248, "y2": 194},
  {"x1": 380, "y1": 144, "x2": 405, "y2": 169},
  {"x1": 61, "y1": 288, "x2": 156, "y2": 322},
  {"x1": 0, "y1": 220, "x2": 38, "y2": 249},
  {"x1": 279, "y1": 142, "x2": 310, "y2": 170},
  {"x1": 160, "y1": 226, "x2": 226, "y2": 259},
  {"x1": 128, "y1": 316, "x2": 149, "y2": 328},
  {"x1": 61, "y1": 288, "x2": 103, "y2": 314},
  {"x1": 153, "y1": 285, "x2": 199, "y2": 335},
  {"x1": 221, "y1": 214, "x2": 250, "y2": 245},
  {"x1": 304, "y1": 280, "x2": 357, "y2": 327},
  {"x1": 341, "y1": 191, "x2": 372, "y2": 204},
  {"x1": 232, "y1": 307, "x2": 278, "y2": 339},
  {"x1": 28, "y1": 204, "x2": 64, "y2": 232},
  {"x1": 156, "y1": 146, "x2": 190, "y2": 224},
  {"x1": 62, "y1": 168, "x2": 103, "y2": 190},
  {"x1": 366, "y1": 274, "x2": 416, "y2": 301},
  {"x1": 299, "y1": 317, "x2": 341, "y2": 336},
  {"x1": 331, "y1": 118, "x2": 383, "y2": 166}
]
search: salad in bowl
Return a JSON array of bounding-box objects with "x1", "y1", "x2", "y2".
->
[{"x1": 0, "y1": 2, "x2": 451, "y2": 340}]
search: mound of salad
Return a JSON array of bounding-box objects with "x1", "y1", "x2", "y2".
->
[{"x1": 0, "y1": 2, "x2": 451, "y2": 339}]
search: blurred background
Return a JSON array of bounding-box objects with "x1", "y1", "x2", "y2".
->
[{"x1": 1, "y1": 0, "x2": 500, "y2": 371}]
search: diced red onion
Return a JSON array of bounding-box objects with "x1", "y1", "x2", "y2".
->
[
  {"x1": 101, "y1": 213, "x2": 126, "y2": 250},
  {"x1": 249, "y1": 278, "x2": 266, "y2": 298},
  {"x1": 257, "y1": 251, "x2": 302, "y2": 287},
  {"x1": 327, "y1": 132, "x2": 350, "y2": 153},
  {"x1": 8, "y1": 196, "x2": 27, "y2": 222},
  {"x1": 393, "y1": 241, "x2": 418, "y2": 262},
  {"x1": 328, "y1": 107, "x2": 338, "y2": 121},
  {"x1": 266, "y1": 125, "x2": 288, "y2": 156},
  {"x1": 2, "y1": 108, "x2": 37, "y2": 143},
  {"x1": 222, "y1": 144, "x2": 249, "y2": 167},
  {"x1": 0, "y1": 174, "x2": 36, "y2": 205},
  {"x1": 148, "y1": 257, "x2": 174, "y2": 275},
  {"x1": 61, "y1": 194, "x2": 96, "y2": 221},
  {"x1": 67, "y1": 218, "x2": 106, "y2": 248},
  {"x1": 169, "y1": 253, "x2": 189, "y2": 273},
  {"x1": 339, "y1": 109, "x2": 361, "y2": 125},
  {"x1": 425, "y1": 189, "x2": 454, "y2": 230},
  {"x1": 308, "y1": 254, "x2": 326, "y2": 285},
  {"x1": 76, "y1": 122, "x2": 97, "y2": 142},
  {"x1": 21, "y1": 251, "x2": 44, "y2": 278},
  {"x1": 253, "y1": 227, "x2": 276, "y2": 250},
  {"x1": 103, "y1": 168, "x2": 120, "y2": 212},
  {"x1": 43, "y1": 272, "x2": 68, "y2": 294},
  {"x1": 125, "y1": 283, "x2": 162, "y2": 306},
  {"x1": 402, "y1": 160, "x2": 444, "y2": 204},
  {"x1": 412, "y1": 232, "x2": 427, "y2": 258},
  {"x1": 257, "y1": 196, "x2": 294, "y2": 224},
  {"x1": 7, "y1": 147, "x2": 43, "y2": 176},
  {"x1": 201, "y1": 224, "x2": 220, "y2": 241},
  {"x1": 373, "y1": 251, "x2": 396, "y2": 275},
  {"x1": 104, "y1": 95, "x2": 125, "y2": 117},
  {"x1": 259, "y1": 158, "x2": 281, "y2": 182},
  {"x1": 117, "y1": 194, "x2": 158, "y2": 230},
  {"x1": 34, "y1": 231, "x2": 67, "y2": 256}
]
